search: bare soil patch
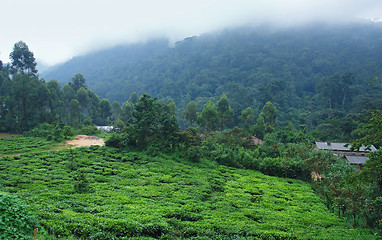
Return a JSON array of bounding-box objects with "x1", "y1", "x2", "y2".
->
[{"x1": 66, "y1": 135, "x2": 105, "y2": 147}]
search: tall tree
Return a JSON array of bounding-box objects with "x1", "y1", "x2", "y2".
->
[
  {"x1": 121, "y1": 101, "x2": 134, "y2": 123},
  {"x1": 260, "y1": 101, "x2": 277, "y2": 128},
  {"x1": 128, "y1": 92, "x2": 138, "y2": 104},
  {"x1": 252, "y1": 102, "x2": 277, "y2": 138},
  {"x1": 132, "y1": 94, "x2": 179, "y2": 149},
  {"x1": 75, "y1": 87, "x2": 90, "y2": 116},
  {"x1": 99, "y1": 99, "x2": 112, "y2": 124},
  {"x1": 238, "y1": 107, "x2": 254, "y2": 132},
  {"x1": 184, "y1": 100, "x2": 198, "y2": 126},
  {"x1": 217, "y1": 94, "x2": 234, "y2": 130},
  {"x1": 69, "y1": 99, "x2": 81, "y2": 125},
  {"x1": 339, "y1": 73, "x2": 355, "y2": 108},
  {"x1": 112, "y1": 101, "x2": 121, "y2": 122},
  {"x1": 197, "y1": 100, "x2": 218, "y2": 132},
  {"x1": 70, "y1": 73, "x2": 87, "y2": 92},
  {"x1": 167, "y1": 99, "x2": 176, "y2": 116},
  {"x1": 11, "y1": 74, "x2": 40, "y2": 130},
  {"x1": 133, "y1": 94, "x2": 158, "y2": 147},
  {"x1": 87, "y1": 91, "x2": 100, "y2": 123},
  {"x1": 9, "y1": 41, "x2": 37, "y2": 76}
]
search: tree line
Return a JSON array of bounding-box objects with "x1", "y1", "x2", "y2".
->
[
  {"x1": 1, "y1": 41, "x2": 381, "y2": 233},
  {"x1": 0, "y1": 41, "x2": 126, "y2": 132},
  {"x1": 43, "y1": 24, "x2": 382, "y2": 143}
]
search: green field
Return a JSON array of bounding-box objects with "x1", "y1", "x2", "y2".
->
[
  {"x1": 0, "y1": 137, "x2": 56, "y2": 156},
  {"x1": 0, "y1": 145, "x2": 378, "y2": 239}
]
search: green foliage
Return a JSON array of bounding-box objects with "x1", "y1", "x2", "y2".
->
[
  {"x1": 128, "y1": 92, "x2": 138, "y2": 104},
  {"x1": 26, "y1": 123, "x2": 75, "y2": 142},
  {"x1": 238, "y1": 107, "x2": 255, "y2": 132},
  {"x1": 70, "y1": 73, "x2": 87, "y2": 92},
  {"x1": 73, "y1": 170, "x2": 91, "y2": 194},
  {"x1": 70, "y1": 99, "x2": 81, "y2": 126},
  {"x1": 184, "y1": 100, "x2": 198, "y2": 126},
  {"x1": 9, "y1": 41, "x2": 37, "y2": 76},
  {"x1": 166, "y1": 99, "x2": 176, "y2": 116},
  {"x1": 78, "y1": 124, "x2": 100, "y2": 135},
  {"x1": 0, "y1": 145, "x2": 376, "y2": 239},
  {"x1": 260, "y1": 101, "x2": 278, "y2": 129},
  {"x1": 130, "y1": 94, "x2": 180, "y2": 149},
  {"x1": 217, "y1": 94, "x2": 234, "y2": 130},
  {"x1": 0, "y1": 192, "x2": 38, "y2": 240},
  {"x1": 120, "y1": 100, "x2": 134, "y2": 123},
  {"x1": 352, "y1": 110, "x2": 382, "y2": 149},
  {"x1": 0, "y1": 52, "x2": 109, "y2": 132},
  {"x1": 0, "y1": 136, "x2": 53, "y2": 155},
  {"x1": 197, "y1": 100, "x2": 218, "y2": 132},
  {"x1": 105, "y1": 133, "x2": 131, "y2": 149},
  {"x1": 99, "y1": 98, "x2": 112, "y2": 124},
  {"x1": 111, "y1": 101, "x2": 121, "y2": 122}
]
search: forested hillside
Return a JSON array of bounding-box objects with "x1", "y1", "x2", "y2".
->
[
  {"x1": 42, "y1": 23, "x2": 382, "y2": 139},
  {"x1": 2, "y1": 25, "x2": 382, "y2": 238}
]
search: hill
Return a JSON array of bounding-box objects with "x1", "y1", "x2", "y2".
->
[
  {"x1": 44, "y1": 23, "x2": 382, "y2": 110},
  {"x1": 0, "y1": 145, "x2": 377, "y2": 239}
]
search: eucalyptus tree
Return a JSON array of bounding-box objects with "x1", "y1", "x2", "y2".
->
[
  {"x1": 121, "y1": 101, "x2": 134, "y2": 123},
  {"x1": 112, "y1": 101, "x2": 121, "y2": 122},
  {"x1": 184, "y1": 100, "x2": 198, "y2": 126},
  {"x1": 167, "y1": 99, "x2": 176, "y2": 116},
  {"x1": 99, "y1": 98, "x2": 112, "y2": 124},
  {"x1": 9, "y1": 41, "x2": 37, "y2": 76},
  {"x1": 70, "y1": 73, "x2": 87, "y2": 92},
  {"x1": 128, "y1": 92, "x2": 138, "y2": 104},
  {"x1": 197, "y1": 100, "x2": 218, "y2": 132},
  {"x1": 217, "y1": 94, "x2": 234, "y2": 130},
  {"x1": 238, "y1": 107, "x2": 254, "y2": 132}
]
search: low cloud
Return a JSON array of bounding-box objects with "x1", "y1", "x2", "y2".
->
[{"x1": 1, "y1": 0, "x2": 381, "y2": 65}]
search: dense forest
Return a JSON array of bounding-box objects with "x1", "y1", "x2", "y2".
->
[
  {"x1": 42, "y1": 23, "x2": 382, "y2": 140},
  {"x1": 1, "y1": 23, "x2": 382, "y2": 239}
]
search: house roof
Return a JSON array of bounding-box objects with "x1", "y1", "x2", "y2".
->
[
  {"x1": 345, "y1": 155, "x2": 368, "y2": 165},
  {"x1": 315, "y1": 142, "x2": 377, "y2": 152}
]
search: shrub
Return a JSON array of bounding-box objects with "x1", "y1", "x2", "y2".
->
[
  {"x1": 105, "y1": 133, "x2": 130, "y2": 148},
  {"x1": 0, "y1": 192, "x2": 39, "y2": 240},
  {"x1": 73, "y1": 171, "x2": 91, "y2": 193},
  {"x1": 26, "y1": 123, "x2": 66, "y2": 142},
  {"x1": 79, "y1": 125, "x2": 100, "y2": 135}
]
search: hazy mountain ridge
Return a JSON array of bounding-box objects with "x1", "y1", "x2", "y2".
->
[{"x1": 43, "y1": 23, "x2": 382, "y2": 106}]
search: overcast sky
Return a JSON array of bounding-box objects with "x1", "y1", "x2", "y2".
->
[{"x1": 1, "y1": 0, "x2": 381, "y2": 66}]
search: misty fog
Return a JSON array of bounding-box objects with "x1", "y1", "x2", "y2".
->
[{"x1": 1, "y1": 0, "x2": 381, "y2": 65}]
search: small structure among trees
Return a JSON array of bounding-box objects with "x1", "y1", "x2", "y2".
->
[{"x1": 315, "y1": 141, "x2": 377, "y2": 169}]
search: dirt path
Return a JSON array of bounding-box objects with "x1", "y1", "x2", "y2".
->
[{"x1": 65, "y1": 135, "x2": 105, "y2": 147}]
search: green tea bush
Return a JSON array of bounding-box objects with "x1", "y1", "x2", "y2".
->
[
  {"x1": 0, "y1": 146, "x2": 378, "y2": 239},
  {"x1": 0, "y1": 192, "x2": 39, "y2": 240},
  {"x1": 0, "y1": 137, "x2": 52, "y2": 154},
  {"x1": 73, "y1": 170, "x2": 91, "y2": 193}
]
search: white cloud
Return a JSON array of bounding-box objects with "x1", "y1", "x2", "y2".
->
[{"x1": 1, "y1": 0, "x2": 381, "y2": 65}]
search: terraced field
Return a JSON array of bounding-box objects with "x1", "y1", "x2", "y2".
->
[{"x1": 0, "y1": 145, "x2": 377, "y2": 239}]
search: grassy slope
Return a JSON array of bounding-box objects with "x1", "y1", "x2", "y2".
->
[
  {"x1": 0, "y1": 137, "x2": 60, "y2": 156},
  {"x1": 0, "y1": 146, "x2": 378, "y2": 239}
]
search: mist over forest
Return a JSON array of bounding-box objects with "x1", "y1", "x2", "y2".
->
[
  {"x1": 2, "y1": 19, "x2": 382, "y2": 239},
  {"x1": 42, "y1": 23, "x2": 382, "y2": 135}
]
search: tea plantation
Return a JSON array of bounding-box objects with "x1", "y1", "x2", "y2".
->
[
  {"x1": 0, "y1": 137, "x2": 55, "y2": 156},
  {"x1": 0, "y1": 145, "x2": 378, "y2": 239}
]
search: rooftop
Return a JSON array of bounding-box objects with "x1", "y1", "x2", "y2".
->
[
  {"x1": 315, "y1": 142, "x2": 377, "y2": 152},
  {"x1": 345, "y1": 155, "x2": 368, "y2": 165}
]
